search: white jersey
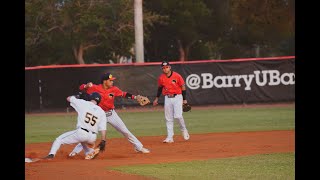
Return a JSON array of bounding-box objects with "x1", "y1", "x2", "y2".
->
[{"x1": 70, "y1": 96, "x2": 107, "y2": 133}]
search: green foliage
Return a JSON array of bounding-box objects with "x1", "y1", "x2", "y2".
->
[
  {"x1": 25, "y1": 0, "x2": 163, "y2": 65},
  {"x1": 111, "y1": 153, "x2": 295, "y2": 180},
  {"x1": 26, "y1": 0, "x2": 295, "y2": 65},
  {"x1": 145, "y1": 0, "x2": 294, "y2": 61},
  {"x1": 228, "y1": 0, "x2": 295, "y2": 56},
  {"x1": 144, "y1": 0, "x2": 218, "y2": 61}
]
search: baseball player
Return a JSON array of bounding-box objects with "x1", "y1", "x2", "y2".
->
[
  {"x1": 44, "y1": 92, "x2": 107, "y2": 160},
  {"x1": 68, "y1": 72, "x2": 150, "y2": 156},
  {"x1": 153, "y1": 61, "x2": 190, "y2": 143}
]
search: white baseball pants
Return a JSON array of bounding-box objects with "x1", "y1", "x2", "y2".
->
[
  {"x1": 70, "y1": 109, "x2": 144, "y2": 154},
  {"x1": 164, "y1": 94, "x2": 188, "y2": 139},
  {"x1": 49, "y1": 128, "x2": 96, "y2": 156}
]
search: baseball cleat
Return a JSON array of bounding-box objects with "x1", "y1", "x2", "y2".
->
[
  {"x1": 163, "y1": 138, "x2": 174, "y2": 143},
  {"x1": 68, "y1": 152, "x2": 78, "y2": 157},
  {"x1": 134, "y1": 147, "x2": 150, "y2": 154},
  {"x1": 182, "y1": 130, "x2": 190, "y2": 140},
  {"x1": 135, "y1": 147, "x2": 150, "y2": 154},
  {"x1": 85, "y1": 149, "x2": 100, "y2": 160},
  {"x1": 44, "y1": 154, "x2": 54, "y2": 160}
]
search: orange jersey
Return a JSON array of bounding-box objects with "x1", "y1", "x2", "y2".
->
[
  {"x1": 80, "y1": 84, "x2": 126, "y2": 111},
  {"x1": 158, "y1": 71, "x2": 185, "y2": 95}
]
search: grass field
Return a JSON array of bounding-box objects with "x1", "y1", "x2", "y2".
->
[
  {"x1": 111, "y1": 153, "x2": 295, "y2": 180},
  {"x1": 25, "y1": 105, "x2": 295, "y2": 179},
  {"x1": 25, "y1": 106, "x2": 294, "y2": 143}
]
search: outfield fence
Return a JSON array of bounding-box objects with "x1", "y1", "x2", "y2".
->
[{"x1": 25, "y1": 56, "x2": 295, "y2": 113}]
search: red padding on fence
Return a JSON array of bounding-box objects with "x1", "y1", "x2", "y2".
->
[{"x1": 25, "y1": 56, "x2": 295, "y2": 70}]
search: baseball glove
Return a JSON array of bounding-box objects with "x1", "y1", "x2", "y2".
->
[
  {"x1": 136, "y1": 95, "x2": 150, "y2": 106},
  {"x1": 97, "y1": 140, "x2": 106, "y2": 152},
  {"x1": 183, "y1": 103, "x2": 192, "y2": 112}
]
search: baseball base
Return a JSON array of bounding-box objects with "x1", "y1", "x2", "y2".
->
[{"x1": 25, "y1": 157, "x2": 41, "y2": 163}]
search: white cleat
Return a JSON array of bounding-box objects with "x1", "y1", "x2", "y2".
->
[
  {"x1": 85, "y1": 149, "x2": 100, "y2": 160},
  {"x1": 163, "y1": 138, "x2": 174, "y2": 143},
  {"x1": 69, "y1": 152, "x2": 78, "y2": 157},
  {"x1": 182, "y1": 130, "x2": 190, "y2": 141},
  {"x1": 135, "y1": 147, "x2": 150, "y2": 154}
]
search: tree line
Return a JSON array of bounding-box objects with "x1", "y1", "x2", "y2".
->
[{"x1": 25, "y1": 0, "x2": 294, "y2": 66}]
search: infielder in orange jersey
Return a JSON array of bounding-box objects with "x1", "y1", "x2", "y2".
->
[
  {"x1": 153, "y1": 61, "x2": 190, "y2": 143},
  {"x1": 68, "y1": 73, "x2": 150, "y2": 156}
]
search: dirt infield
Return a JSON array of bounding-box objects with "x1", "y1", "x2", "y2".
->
[{"x1": 25, "y1": 130, "x2": 294, "y2": 180}]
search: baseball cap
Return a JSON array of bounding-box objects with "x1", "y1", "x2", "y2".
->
[
  {"x1": 89, "y1": 92, "x2": 101, "y2": 104},
  {"x1": 161, "y1": 61, "x2": 170, "y2": 67},
  {"x1": 101, "y1": 73, "x2": 116, "y2": 83}
]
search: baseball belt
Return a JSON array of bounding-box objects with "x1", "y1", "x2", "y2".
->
[
  {"x1": 105, "y1": 110, "x2": 113, "y2": 117},
  {"x1": 166, "y1": 94, "x2": 177, "y2": 98},
  {"x1": 80, "y1": 127, "x2": 97, "y2": 134}
]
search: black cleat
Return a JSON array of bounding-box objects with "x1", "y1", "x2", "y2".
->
[{"x1": 44, "y1": 154, "x2": 54, "y2": 159}]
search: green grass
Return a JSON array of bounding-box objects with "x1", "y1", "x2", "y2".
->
[
  {"x1": 25, "y1": 106, "x2": 294, "y2": 143},
  {"x1": 110, "y1": 153, "x2": 295, "y2": 180}
]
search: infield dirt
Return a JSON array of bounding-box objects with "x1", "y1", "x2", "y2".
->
[{"x1": 25, "y1": 130, "x2": 294, "y2": 180}]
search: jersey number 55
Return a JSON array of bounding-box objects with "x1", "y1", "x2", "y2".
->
[{"x1": 84, "y1": 112, "x2": 97, "y2": 126}]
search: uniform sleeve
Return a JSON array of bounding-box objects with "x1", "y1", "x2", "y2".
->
[
  {"x1": 79, "y1": 84, "x2": 97, "y2": 94},
  {"x1": 70, "y1": 96, "x2": 82, "y2": 112},
  {"x1": 113, "y1": 87, "x2": 125, "y2": 97},
  {"x1": 79, "y1": 84, "x2": 86, "y2": 91},
  {"x1": 177, "y1": 73, "x2": 185, "y2": 87},
  {"x1": 157, "y1": 76, "x2": 162, "y2": 87},
  {"x1": 98, "y1": 110, "x2": 107, "y2": 131}
]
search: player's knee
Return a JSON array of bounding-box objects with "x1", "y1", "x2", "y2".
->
[
  {"x1": 174, "y1": 115, "x2": 183, "y2": 119},
  {"x1": 123, "y1": 133, "x2": 129, "y2": 138},
  {"x1": 54, "y1": 137, "x2": 63, "y2": 144},
  {"x1": 165, "y1": 117, "x2": 174, "y2": 122}
]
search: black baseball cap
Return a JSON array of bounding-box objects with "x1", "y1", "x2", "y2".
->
[
  {"x1": 101, "y1": 72, "x2": 116, "y2": 83},
  {"x1": 89, "y1": 92, "x2": 101, "y2": 104},
  {"x1": 161, "y1": 61, "x2": 170, "y2": 67}
]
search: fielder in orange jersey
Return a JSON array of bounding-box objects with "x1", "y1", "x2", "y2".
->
[
  {"x1": 69, "y1": 72, "x2": 150, "y2": 156},
  {"x1": 153, "y1": 61, "x2": 190, "y2": 143}
]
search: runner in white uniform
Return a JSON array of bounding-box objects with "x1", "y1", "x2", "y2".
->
[
  {"x1": 44, "y1": 92, "x2": 107, "y2": 160},
  {"x1": 153, "y1": 61, "x2": 190, "y2": 143}
]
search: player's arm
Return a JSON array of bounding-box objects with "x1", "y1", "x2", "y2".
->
[
  {"x1": 123, "y1": 92, "x2": 137, "y2": 100},
  {"x1": 97, "y1": 112, "x2": 107, "y2": 152},
  {"x1": 79, "y1": 82, "x2": 93, "y2": 91},
  {"x1": 115, "y1": 87, "x2": 137, "y2": 100},
  {"x1": 67, "y1": 96, "x2": 72, "y2": 102},
  {"x1": 154, "y1": 86, "x2": 163, "y2": 101},
  {"x1": 152, "y1": 86, "x2": 163, "y2": 106},
  {"x1": 181, "y1": 85, "x2": 187, "y2": 103},
  {"x1": 67, "y1": 96, "x2": 82, "y2": 112},
  {"x1": 153, "y1": 77, "x2": 163, "y2": 105},
  {"x1": 179, "y1": 74, "x2": 187, "y2": 103},
  {"x1": 67, "y1": 95, "x2": 80, "y2": 102}
]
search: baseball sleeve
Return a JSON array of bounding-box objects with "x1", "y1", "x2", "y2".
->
[
  {"x1": 113, "y1": 87, "x2": 125, "y2": 97},
  {"x1": 177, "y1": 73, "x2": 185, "y2": 87},
  {"x1": 70, "y1": 96, "x2": 84, "y2": 112}
]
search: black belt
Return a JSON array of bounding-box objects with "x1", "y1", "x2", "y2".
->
[
  {"x1": 166, "y1": 94, "x2": 177, "y2": 98},
  {"x1": 105, "y1": 110, "x2": 113, "y2": 117},
  {"x1": 81, "y1": 127, "x2": 96, "y2": 134}
]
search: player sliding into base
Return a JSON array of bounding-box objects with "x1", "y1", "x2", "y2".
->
[{"x1": 44, "y1": 92, "x2": 107, "y2": 160}]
